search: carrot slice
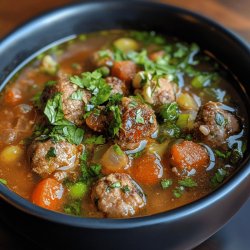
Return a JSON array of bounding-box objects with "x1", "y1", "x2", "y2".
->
[
  {"x1": 111, "y1": 61, "x2": 137, "y2": 84},
  {"x1": 170, "y1": 141, "x2": 209, "y2": 175},
  {"x1": 31, "y1": 178, "x2": 64, "y2": 211},
  {"x1": 131, "y1": 153, "x2": 163, "y2": 185}
]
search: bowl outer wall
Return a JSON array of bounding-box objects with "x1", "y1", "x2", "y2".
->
[{"x1": 0, "y1": 1, "x2": 250, "y2": 249}]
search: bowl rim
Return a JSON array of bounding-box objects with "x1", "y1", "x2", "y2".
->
[{"x1": 0, "y1": 0, "x2": 250, "y2": 229}]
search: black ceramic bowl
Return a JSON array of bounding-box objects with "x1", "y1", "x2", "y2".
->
[{"x1": 0, "y1": 1, "x2": 250, "y2": 249}]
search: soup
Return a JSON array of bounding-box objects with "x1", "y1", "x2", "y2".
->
[{"x1": 0, "y1": 30, "x2": 247, "y2": 218}]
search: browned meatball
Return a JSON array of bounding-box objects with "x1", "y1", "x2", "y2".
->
[
  {"x1": 28, "y1": 139, "x2": 84, "y2": 181},
  {"x1": 41, "y1": 74, "x2": 91, "y2": 125},
  {"x1": 105, "y1": 76, "x2": 128, "y2": 96},
  {"x1": 91, "y1": 49, "x2": 114, "y2": 68},
  {"x1": 91, "y1": 173, "x2": 146, "y2": 218},
  {"x1": 141, "y1": 77, "x2": 176, "y2": 107},
  {"x1": 118, "y1": 97, "x2": 158, "y2": 150},
  {"x1": 194, "y1": 102, "x2": 240, "y2": 148}
]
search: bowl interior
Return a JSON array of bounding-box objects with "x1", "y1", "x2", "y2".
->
[{"x1": 0, "y1": 0, "x2": 250, "y2": 228}]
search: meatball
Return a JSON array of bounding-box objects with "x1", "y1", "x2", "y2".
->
[
  {"x1": 117, "y1": 97, "x2": 158, "y2": 150},
  {"x1": 194, "y1": 102, "x2": 240, "y2": 148},
  {"x1": 91, "y1": 173, "x2": 146, "y2": 218},
  {"x1": 91, "y1": 49, "x2": 114, "y2": 68},
  {"x1": 105, "y1": 76, "x2": 128, "y2": 96},
  {"x1": 41, "y1": 74, "x2": 90, "y2": 125},
  {"x1": 141, "y1": 77, "x2": 176, "y2": 107},
  {"x1": 29, "y1": 139, "x2": 84, "y2": 181}
]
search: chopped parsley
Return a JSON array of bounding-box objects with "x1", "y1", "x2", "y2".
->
[
  {"x1": 45, "y1": 147, "x2": 56, "y2": 159},
  {"x1": 113, "y1": 144, "x2": 123, "y2": 156},
  {"x1": 211, "y1": 168, "x2": 228, "y2": 187},
  {"x1": 214, "y1": 149, "x2": 231, "y2": 159},
  {"x1": 173, "y1": 186, "x2": 185, "y2": 198},
  {"x1": 159, "y1": 102, "x2": 179, "y2": 122},
  {"x1": 64, "y1": 200, "x2": 82, "y2": 216},
  {"x1": 70, "y1": 90, "x2": 84, "y2": 101},
  {"x1": 135, "y1": 109, "x2": 145, "y2": 124},
  {"x1": 45, "y1": 80, "x2": 57, "y2": 87},
  {"x1": 122, "y1": 185, "x2": 131, "y2": 193},
  {"x1": 84, "y1": 135, "x2": 106, "y2": 145},
  {"x1": 108, "y1": 105, "x2": 122, "y2": 137},
  {"x1": 44, "y1": 93, "x2": 72, "y2": 125},
  {"x1": 110, "y1": 181, "x2": 121, "y2": 188},
  {"x1": 70, "y1": 70, "x2": 111, "y2": 106},
  {"x1": 215, "y1": 112, "x2": 226, "y2": 126},
  {"x1": 178, "y1": 177, "x2": 197, "y2": 188},
  {"x1": 161, "y1": 179, "x2": 173, "y2": 189},
  {"x1": 50, "y1": 125, "x2": 84, "y2": 145}
]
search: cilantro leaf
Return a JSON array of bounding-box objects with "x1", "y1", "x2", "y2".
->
[
  {"x1": 64, "y1": 200, "x2": 81, "y2": 216},
  {"x1": 108, "y1": 105, "x2": 122, "y2": 137},
  {"x1": 70, "y1": 90, "x2": 84, "y2": 101},
  {"x1": 178, "y1": 177, "x2": 197, "y2": 187},
  {"x1": 50, "y1": 125, "x2": 84, "y2": 145},
  {"x1": 161, "y1": 179, "x2": 173, "y2": 189},
  {"x1": 215, "y1": 112, "x2": 226, "y2": 126},
  {"x1": 84, "y1": 135, "x2": 106, "y2": 145},
  {"x1": 159, "y1": 102, "x2": 179, "y2": 122},
  {"x1": 135, "y1": 109, "x2": 145, "y2": 124},
  {"x1": 211, "y1": 168, "x2": 228, "y2": 187},
  {"x1": 44, "y1": 93, "x2": 72, "y2": 125},
  {"x1": 70, "y1": 70, "x2": 111, "y2": 106},
  {"x1": 45, "y1": 147, "x2": 56, "y2": 159}
]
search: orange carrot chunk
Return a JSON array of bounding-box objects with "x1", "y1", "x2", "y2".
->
[
  {"x1": 111, "y1": 61, "x2": 137, "y2": 85},
  {"x1": 170, "y1": 140, "x2": 209, "y2": 176},
  {"x1": 131, "y1": 153, "x2": 163, "y2": 185},
  {"x1": 31, "y1": 178, "x2": 64, "y2": 211}
]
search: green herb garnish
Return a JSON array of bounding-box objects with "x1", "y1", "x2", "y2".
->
[
  {"x1": 113, "y1": 144, "x2": 123, "y2": 156},
  {"x1": 45, "y1": 147, "x2": 56, "y2": 159},
  {"x1": 178, "y1": 177, "x2": 197, "y2": 187},
  {"x1": 84, "y1": 135, "x2": 106, "y2": 145},
  {"x1": 135, "y1": 109, "x2": 145, "y2": 124},
  {"x1": 161, "y1": 179, "x2": 173, "y2": 189}
]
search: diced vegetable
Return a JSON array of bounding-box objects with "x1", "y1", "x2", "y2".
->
[
  {"x1": 170, "y1": 141, "x2": 209, "y2": 175},
  {"x1": 176, "y1": 114, "x2": 190, "y2": 129},
  {"x1": 113, "y1": 38, "x2": 139, "y2": 52},
  {"x1": 131, "y1": 153, "x2": 162, "y2": 185},
  {"x1": 31, "y1": 178, "x2": 64, "y2": 211},
  {"x1": 111, "y1": 61, "x2": 137, "y2": 84},
  {"x1": 177, "y1": 93, "x2": 198, "y2": 110},
  {"x1": 40, "y1": 55, "x2": 58, "y2": 75},
  {"x1": 101, "y1": 145, "x2": 128, "y2": 174},
  {"x1": 68, "y1": 182, "x2": 88, "y2": 200},
  {"x1": 0, "y1": 145, "x2": 24, "y2": 164}
]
